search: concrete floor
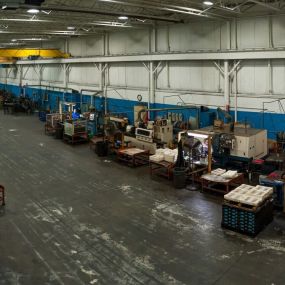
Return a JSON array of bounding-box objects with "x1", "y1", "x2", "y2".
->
[{"x1": 0, "y1": 113, "x2": 285, "y2": 285}]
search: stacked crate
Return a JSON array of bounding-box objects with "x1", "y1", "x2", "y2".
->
[{"x1": 222, "y1": 184, "x2": 274, "y2": 236}]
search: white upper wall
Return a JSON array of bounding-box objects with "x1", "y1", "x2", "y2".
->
[
  {"x1": 64, "y1": 16, "x2": 285, "y2": 58},
  {"x1": 68, "y1": 36, "x2": 104, "y2": 56},
  {"x1": 3, "y1": 15, "x2": 285, "y2": 113},
  {"x1": 236, "y1": 18, "x2": 270, "y2": 49},
  {"x1": 108, "y1": 29, "x2": 150, "y2": 54},
  {"x1": 272, "y1": 16, "x2": 285, "y2": 47}
]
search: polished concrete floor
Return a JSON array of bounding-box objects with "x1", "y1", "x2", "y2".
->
[{"x1": 0, "y1": 112, "x2": 285, "y2": 285}]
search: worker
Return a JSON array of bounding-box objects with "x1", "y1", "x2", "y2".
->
[{"x1": 72, "y1": 109, "x2": 80, "y2": 120}]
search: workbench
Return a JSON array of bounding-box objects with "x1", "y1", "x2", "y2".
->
[
  {"x1": 117, "y1": 148, "x2": 149, "y2": 167},
  {"x1": 63, "y1": 132, "x2": 88, "y2": 144},
  {"x1": 150, "y1": 160, "x2": 174, "y2": 180},
  {"x1": 201, "y1": 173, "x2": 244, "y2": 194}
]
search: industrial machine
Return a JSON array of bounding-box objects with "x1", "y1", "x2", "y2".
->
[
  {"x1": 153, "y1": 119, "x2": 173, "y2": 144},
  {"x1": 195, "y1": 126, "x2": 268, "y2": 167},
  {"x1": 63, "y1": 119, "x2": 88, "y2": 144},
  {"x1": 87, "y1": 110, "x2": 104, "y2": 138},
  {"x1": 214, "y1": 107, "x2": 234, "y2": 132},
  {"x1": 45, "y1": 113, "x2": 65, "y2": 136},
  {"x1": 125, "y1": 104, "x2": 215, "y2": 155},
  {"x1": 135, "y1": 128, "x2": 154, "y2": 143}
]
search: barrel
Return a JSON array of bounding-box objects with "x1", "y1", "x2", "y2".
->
[
  {"x1": 95, "y1": 141, "x2": 108, "y2": 157},
  {"x1": 173, "y1": 167, "x2": 186, "y2": 189},
  {"x1": 55, "y1": 123, "x2": 64, "y2": 139}
]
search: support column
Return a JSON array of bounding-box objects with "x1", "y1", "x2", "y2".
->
[
  {"x1": 19, "y1": 65, "x2": 23, "y2": 87},
  {"x1": 99, "y1": 63, "x2": 103, "y2": 91},
  {"x1": 268, "y1": 59, "x2": 272, "y2": 94},
  {"x1": 269, "y1": 16, "x2": 273, "y2": 49},
  {"x1": 149, "y1": 61, "x2": 155, "y2": 109},
  {"x1": 150, "y1": 27, "x2": 157, "y2": 53},
  {"x1": 5, "y1": 68, "x2": 8, "y2": 88},
  {"x1": 63, "y1": 64, "x2": 69, "y2": 90},
  {"x1": 37, "y1": 65, "x2": 43, "y2": 87},
  {"x1": 64, "y1": 38, "x2": 69, "y2": 54},
  {"x1": 224, "y1": 60, "x2": 230, "y2": 111},
  {"x1": 104, "y1": 63, "x2": 108, "y2": 114},
  {"x1": 166, "y1": 61, "x2": 170, "y2": 88},
  {"x1": 104, "y1": 33, "x2": 109, "y2": 56},
  {"x1": 226, "y1": 21, "x2": 231, "y2": 50},
  {"x1": 235, "y1": 68, "x2": 238, "y2": 122}
]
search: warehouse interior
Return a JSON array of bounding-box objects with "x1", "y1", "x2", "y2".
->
[{"x1": 1, "y1": 0, "x2": 285, "y2": 284}]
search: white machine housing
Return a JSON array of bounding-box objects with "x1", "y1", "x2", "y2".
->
[
  {"x1": 154, "y1": 124, "x2": 173, "y2": 144},
  {"x1": 135, "y1": 128, "x2": 154, "y2": 143},
  {"x1": 124, "y1": 135, "x2": 157, "y2": 154},
  {"x1": 231, "y1": 129, "x2": 267, "y2": 159},
  {"x1": 195, "y1": 127, "x2": 268, "y2": 159}
]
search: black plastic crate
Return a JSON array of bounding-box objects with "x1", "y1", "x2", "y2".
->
[{"x1": 222, "y1": 199, "x2": 273, "y2": 237}]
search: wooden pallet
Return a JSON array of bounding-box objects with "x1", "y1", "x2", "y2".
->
[{"x1": 223, "y1": 197, "x2": 272, "y2": 212}]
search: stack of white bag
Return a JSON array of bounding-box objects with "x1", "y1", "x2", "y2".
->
[
  {"x1": 149, "y1": 148, "x2": 178, "y2": 163},
  {"x1": 224, "y1": 184, "x2": 273, "y2": 207}
]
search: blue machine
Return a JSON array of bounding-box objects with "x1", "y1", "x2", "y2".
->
[
  {"x1": 87, "y1": 111, "x2": 104, "y2": 137},
  {"x1": 259, "y1": 173, "x2": 284, "y2": 209}
]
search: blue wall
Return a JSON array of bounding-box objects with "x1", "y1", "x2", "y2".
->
[{"x1": 1, "y1": 83, "x2": 284, "y2": 139}]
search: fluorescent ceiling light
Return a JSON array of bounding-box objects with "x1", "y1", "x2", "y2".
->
[
  {"x1": 41, "y1": 10, "x2": 51, "y2": 15},
  {"x1": 89, "y1": 21, "x2": 132, "y2": 28},
  {"x1": 118, "y1": 16, "x2": 128, "y2": 20},
  {"x1": 11, "y1": 39, "x2": 17, "y2": 42},
  {"x1": 27, "y1": 8, "x2": 39, "y2": 14},
  {"x1": 203, "y1": 1, "x2": 214, "y2": 6},
  {"x1": 2, "y1": 5, "x2": 7, "y2": 9},
  {"x1": 0, "y1": 18, "x2": 49, "y2": 22},
  {"x1": 17, "y1": 38, "x2": 47, "y2": 41},
  {"x1": 67, "y1": 26, "x2": 76, "y2": 30}
]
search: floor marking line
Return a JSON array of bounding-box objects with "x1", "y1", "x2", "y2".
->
[{"x1": 10, "y1": 220, "x2": 65, "y2": 285}]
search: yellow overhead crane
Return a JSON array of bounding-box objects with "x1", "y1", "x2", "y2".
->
[{"x1": 0, "y1": 49, "x2": 70, "y2": 61}]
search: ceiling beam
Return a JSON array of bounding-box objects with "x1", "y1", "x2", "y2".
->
[
  {"x1": 32, "y1": 4, "x2": 182, "y2": 23},
  {"x1": 11, "y1": 49, "x2": 285, "y2": 65},
  {"x1": 249, "y1": 0, "x2": 281, "y2": 11}
]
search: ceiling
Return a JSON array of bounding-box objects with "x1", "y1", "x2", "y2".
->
[{"x1": 0, "y1": 0, "x2": 283, "y2": 47}]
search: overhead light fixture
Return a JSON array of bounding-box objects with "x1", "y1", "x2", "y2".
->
[
  {"x1": 11, "y1": 39, "x2": 17, "y2": 42},
  {"x1": 118, "y1": 16, "x2": 128, "y2": 20},
  {"x1": 67, "y1": 26, "x2": 76, "y2": 30},
  {"x1": 203, "y1": 1, "x2": 214, "y2": 5},
  {"x1": 2, "y1": 5, "x2": 7, "y2": 10},
  {"x1": 41, "y1": 10, "x2": 51, "y2": 15},
  {"x1": 19, "y1": 38, "x2": 46, "y2": 41},
  {"x1": 27, "y1": 8, "x2": 39, "y2": 14},
  {"x1": 136, "y1": 18, "x2": 146, "y2": 23},
  {"x1": 89, "y1": 21, "x2": 132, "y2": 28}
]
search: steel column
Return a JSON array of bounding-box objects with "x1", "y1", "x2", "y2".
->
[
  {"x1": 224, "y1": 60, "x2": 230, "y2": 111},
  {"x1": 149, "y1": 61, "x2": 155, "y2": 109},
  {"x1": 226, "y1": 21, "x2": 231, "y2": 50},
  {"x1": 268, "y1": 59, "x2": 272, "y2": 94}
]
